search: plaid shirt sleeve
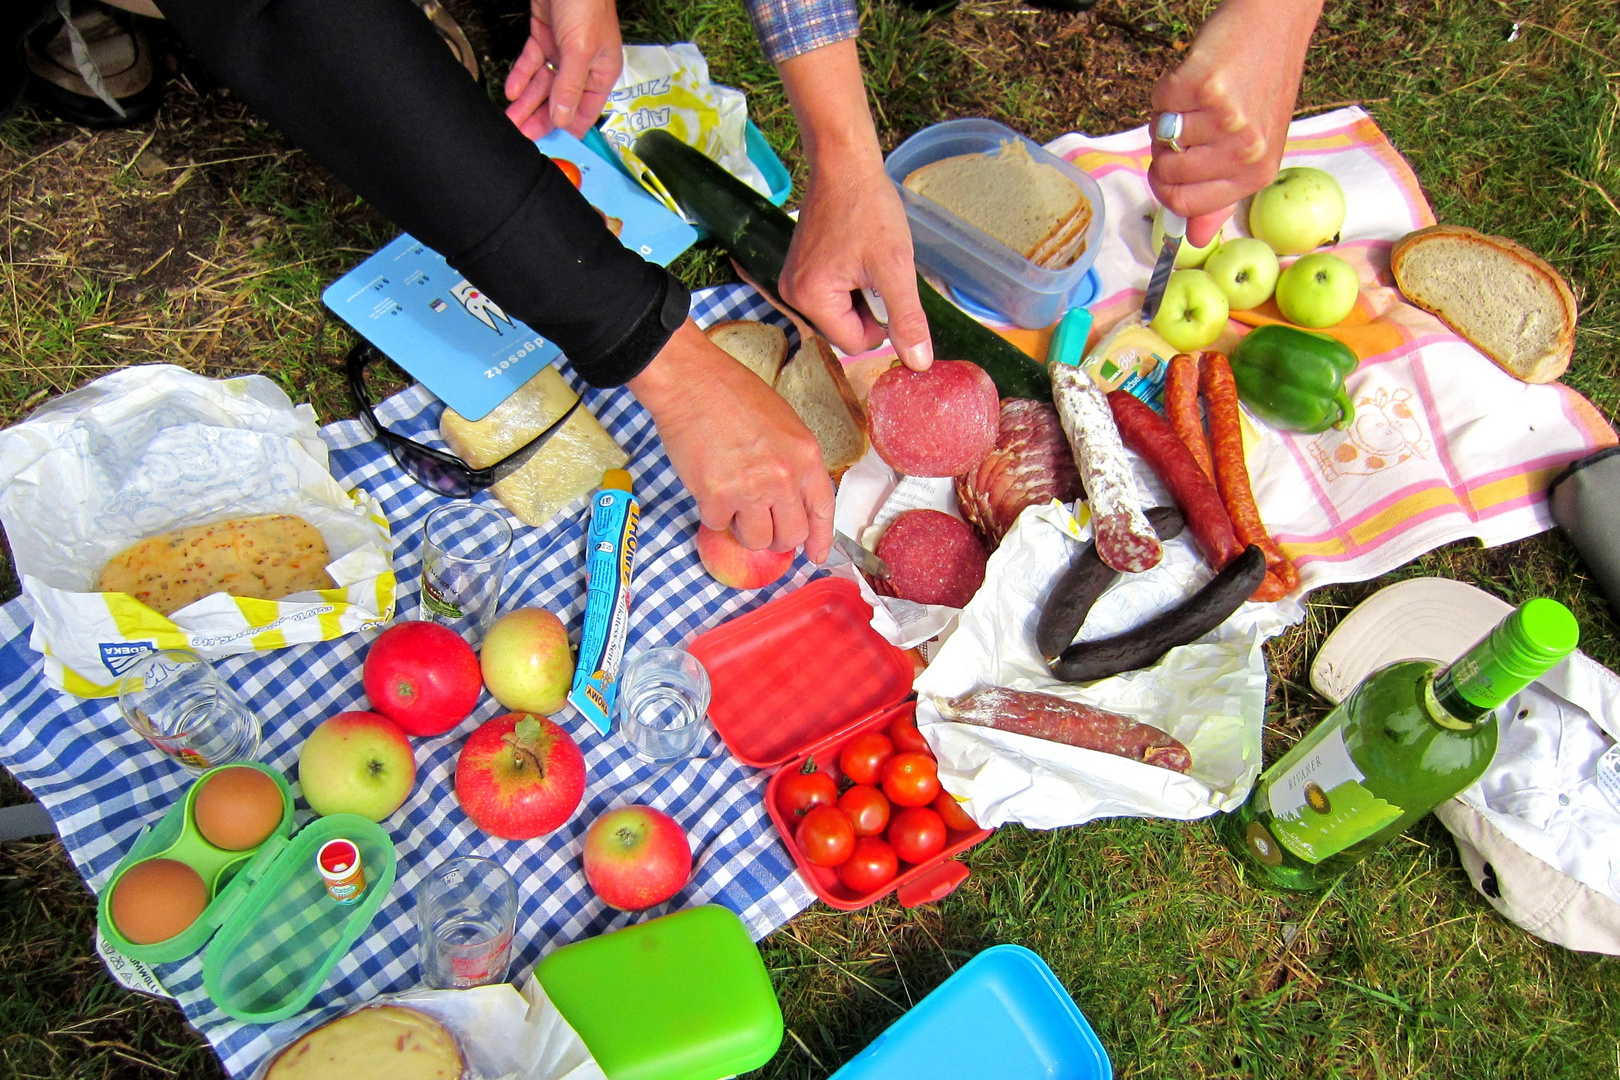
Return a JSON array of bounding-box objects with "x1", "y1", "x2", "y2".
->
[{"x1": 743, "y1": 0, "x2": 859, "y2": 64}]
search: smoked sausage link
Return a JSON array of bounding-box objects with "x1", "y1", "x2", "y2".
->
[
  {"x1": 937, "y1": 687, "x2": 1192, "y2": 773},
  {"x1": 1166, "y1": 352, "x2": 1216, "y2": 484}
]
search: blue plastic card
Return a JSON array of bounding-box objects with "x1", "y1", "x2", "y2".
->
[{"x1": 322, "y1": 129, "x2": 697, "y2": 422}]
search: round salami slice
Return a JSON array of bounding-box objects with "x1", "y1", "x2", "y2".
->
[
  {"x1": 866, "y1": 360, "x2": 999, "y2": 477},
  {"x1": 875, "y1": 509, "x2": 989, "y2": 608}
]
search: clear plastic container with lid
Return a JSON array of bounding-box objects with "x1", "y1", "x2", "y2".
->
[{"x1": 886, "y1": 118, "x2": 1107, "y2": 329}]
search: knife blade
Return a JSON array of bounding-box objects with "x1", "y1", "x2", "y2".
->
[
  {"x1": 833, "y1": 530, "x2": 890, "y2": 578},
  {"x1": 1140, "y1": 209, "x2": 1185, "y2": 324}
]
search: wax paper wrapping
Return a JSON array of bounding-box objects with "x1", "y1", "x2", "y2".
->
[
  {"x1": 913, "y1": 482, "x2": 1302, "y2": 828},
  {"x1": 599, "y1": 44, "x2": 769, "y2": 216},
  {"x1": 0, "y1": 365, "x2": 394, "y2": 696}
]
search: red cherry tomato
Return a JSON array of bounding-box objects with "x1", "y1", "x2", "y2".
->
[
  {"x1": 837, "y1": 837, "x2": 899, "y2": 893},
  {"x1": 794, "y1": 805, "x2": 855, "y2": 867},
  {"x1": 775, "y1": 762, "x2": 838, "y2": 820},
  {"x1": 554, "y1": 158, "x2": 583, "y2": 188},
  {"x1": 888, "y1": 806, "x2": 947, "y2": 864},
  {"x1": 838, "y1": 783, "x2": 892, "y2": 837},
  {"x1": 889, "y1": 712, "x2": 932, "y2": 756},
  {"x1": 932, "y1": 790, "x2": 979, "y2": 833},
  {"x1": 882, "y1": 752, "x2": 941, "y2": 807},
  {"x1": 839, "y1": 732, "x2": 895, "y2": 786}
]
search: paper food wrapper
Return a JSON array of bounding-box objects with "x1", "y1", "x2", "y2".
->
[
  {"x1": 913, "y1": 484, "x2": 1303, "y2": 829},
  {"x1": 246, "y1": 982, "x2": 607, "y2": 1080},
  {"x1": 600, "y1": 43, "x2": 770, "y2": 215},
  {"x1": 0, "y1": 365, "x2": 395, "y2": 696}
]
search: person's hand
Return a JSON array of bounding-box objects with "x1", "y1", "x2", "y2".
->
[
  {"x1": 776, "y1": 40, "x2": 932, "y2": 371},
  {"x1": 1147, "y1": 0, "x2": 1324, "y2": 247},
  {"x1": 504, "y1": 0, "x2": 622, "y2": 140},
  {"x1": 628, "y1": 319, "x2": 835, "y2": 562}
]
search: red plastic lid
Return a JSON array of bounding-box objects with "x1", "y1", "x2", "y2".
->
[
  {"x1": 317, "y1": 839, "x2": 358, "y2": 874},
  {"x1": 690, "y1": 578, "x2": 915, "y2": 769}
]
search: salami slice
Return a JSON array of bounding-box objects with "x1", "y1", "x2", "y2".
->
[
  {"x1": 867, "y1": 361, "x2": 1000, "y2": 477},
  {"x1": 875, "y1": 509, "x2": 989, "y2": 608},
  {"x1": 955, "y1": 399, "x2": 1085, "y2": 548},
  {"x1": 1048, "y1": 362, "x2": 1162, "y2": 573},
  {"x1": 936, "y1": 686, "x2": 1192, "y2": 773}
]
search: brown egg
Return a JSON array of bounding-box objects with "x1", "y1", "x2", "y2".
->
[
  {"x1": 193, "y1": 766, "x2": 284, "y2": 851},
  {"x1": 110, "y1": 858, "x2": 209, "y2": 945}
]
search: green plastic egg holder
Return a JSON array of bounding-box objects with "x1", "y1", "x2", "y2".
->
[{"x1": 95, "y1": 763, "x2": 398, "y2": 1024}]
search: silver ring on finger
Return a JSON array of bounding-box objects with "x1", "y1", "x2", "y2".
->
[{"x1": 1155, "y1": 111, "x2": 1185, "y2": 154}]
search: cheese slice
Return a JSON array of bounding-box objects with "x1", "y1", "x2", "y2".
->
[
  {"x1": 264, "y1": 1006, "x2": 463, "y2": 1080},
  {"x1": 98, "y1": 514, "x2": 335, "y2": 615}
]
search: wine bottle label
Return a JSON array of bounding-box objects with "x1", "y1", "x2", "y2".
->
[{"x1": 1257, "y1": 726, "x2": 1404, "y2": 864}]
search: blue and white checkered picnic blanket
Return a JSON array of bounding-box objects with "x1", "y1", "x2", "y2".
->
[{"x1": 0, "y1": 284, "x2": 820, "y2": 1076}]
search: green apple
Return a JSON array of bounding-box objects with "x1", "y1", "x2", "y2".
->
[
  {"x1": 1204, "y1": 238, "x2": 1281, "y2": 311},
  {"x1": 1248, "y1": 167, "x2": 1347, "y2": 255},
  {"x1": 1150, "y1": 206, "x2": 1221, "y2": 269},
  {"x1": 480, "y1": 607, "x2": 574, "y2": 715},
  {"x1": 1150, "y1": 269, "x2": 1231, "y2": 352},
  {"x1": 1275, "y1": 253, "x2": 1360, "y2": 328},
  {"x1": 298, "y1": 711, "x2": 416, "y2": 821}
]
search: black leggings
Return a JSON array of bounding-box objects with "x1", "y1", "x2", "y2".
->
[{"x1": 154, "y1": 0, "x2": 685, "y2": 387}]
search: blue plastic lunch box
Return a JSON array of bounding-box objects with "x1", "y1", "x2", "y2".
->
[{"x1": 830, "y1": 945, "x2": 1111, "y2": 1080}]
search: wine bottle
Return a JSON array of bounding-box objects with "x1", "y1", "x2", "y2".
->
[{"x1": 1224, "y1": 598, "x2": 1578, "y2": 891}]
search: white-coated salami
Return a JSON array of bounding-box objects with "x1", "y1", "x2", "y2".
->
[
  {"x1": 867, "y1": 361, "x2": 1000, "y2": 478},
  {"x1": 1048, "y1": 362, "x2": 1162, "y2": 573}
]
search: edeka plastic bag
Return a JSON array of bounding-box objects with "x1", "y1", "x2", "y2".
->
[
  {"x1": 598, "y1": 43, "x2": 770, "y2": 216},
  {"x1": 0, "y1": 365, "x2": 395, "y2": 696},
  {"x1": 913, "y1": 493, "x2": 1303, "y2": 829}
]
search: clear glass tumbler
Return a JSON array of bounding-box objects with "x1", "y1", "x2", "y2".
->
[
  {"x1": 116, "y1": 648, "x2": 261, "y2": 772},
  {"x1": 617, "y1": 647, "x2": 712, "y2": 763},
  {"x1": 418, "y1": 502, "x2": 512, "y2": 646},
  {"x1": 417, "y1": 855, "x2": 518, "y2": 989}
]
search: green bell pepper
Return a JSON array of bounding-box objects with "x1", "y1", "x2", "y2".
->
[{"x1": 1229, "y1": 324, "x2": 1359, "y2": 433}]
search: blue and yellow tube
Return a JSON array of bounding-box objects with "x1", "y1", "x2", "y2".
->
[{"x1": 569, "y1": 469, "x2": 639, "y2": 734}]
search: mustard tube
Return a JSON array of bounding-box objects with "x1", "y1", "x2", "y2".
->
[{"x1": 568, "y1": 469, "x2": 639, "y2": 734}]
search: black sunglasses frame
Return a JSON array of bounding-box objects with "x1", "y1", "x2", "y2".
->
[{"x1": 346, "y1": 342, "x2": 581, "y2": 496}]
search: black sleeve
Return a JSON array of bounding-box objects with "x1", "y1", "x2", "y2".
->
[{"x1": 153, "y1": 0, "x2": 687, "y2": 387}]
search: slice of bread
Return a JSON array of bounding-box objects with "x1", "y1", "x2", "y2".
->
[
  {"x1": 904, "y1": 140, "x2": 1086, "y2": 262},
  {"x1": 706, "y1": 319, "x2": 788, "y2": 384},
  {"x1": 1391, "y1": 224, "x2": 1576, "y2": 383},
  {"x1": 773, "y1": 336, "x2": 868, "y2": 479}
]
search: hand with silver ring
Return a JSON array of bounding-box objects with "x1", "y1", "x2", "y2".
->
[{"x1": 1154, "y1": 111, "x2": 1185, "y2": 154}]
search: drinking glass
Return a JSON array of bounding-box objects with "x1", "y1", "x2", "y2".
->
[
  {"x1": 617, "y1": 648, "x2": 711, "y2": 763},
  {"x1": 417, "y1": 856, "x2": 518, "y2": 989},
  {"x1": 116, "y1": 648, "x2": 260, "y2": 772},
  {"x1": 419, "y1": 502, "x2": 512, "y2": 646}
]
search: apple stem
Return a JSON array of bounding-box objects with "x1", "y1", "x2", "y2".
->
[{"x1": 502, "y1": 730, "x2": 545, "y2": 778}]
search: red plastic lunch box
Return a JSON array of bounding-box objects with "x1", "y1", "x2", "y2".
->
[{"x1": 690, "y1": 577, "x2": 992, "y2": 910}]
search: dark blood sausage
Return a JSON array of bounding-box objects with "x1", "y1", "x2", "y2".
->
[
  {"x1": 867, "y1": 360, "x2": 1000, "y2": 477},
  {"x1": 1035, "y1": 506, "x2": 1185, "y2": 661},
  {"x1": 1166, "y1": 352, "x2": 1216, "y2": 484},
  {"x1": 1107, "y1": 389, "x2": 1243, "y2": 569},
  {"x1": 955, "y1": 399, "x2": 1085, "y2": 548},
  {"x1": 875, "y1": 509, "x2": 989, "y2": 608},
  {"x1": 936, "y1": 686, "x2": 1192, "y2": 773},
  {"x1": 1199, "y1": 353, "x2": 1299, "y2": 602},
  {"x1": 1050, "y1": 363, "x2": 1162, "y2": 573},
  {"x1": 1050, "y1": 545, "x2": 1266, "y2": 684}
]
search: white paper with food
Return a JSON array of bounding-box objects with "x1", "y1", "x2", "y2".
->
[
  {"x1": 914, "y1": 495, "x2": 1302, "y2": 828},
  {"x1": 0, "y1": 365, "x2": 394, "y2": 696}
]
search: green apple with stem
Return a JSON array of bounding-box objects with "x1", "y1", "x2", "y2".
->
[
  {"x1": 299, "y1": 711, "x2": 416, "y2": 821},
  {"x1": 1150, "y1": 269, "x2": 1231, "y2": 352},
  {"x1": 1275, "y1": 252, "x2": 1360, "y2": 328},
  {"x1": 1204, "y1": 238, "x2": 1281, "y2": 311},
  {"x1": 1150, "y1": 206, "x2": 1221, "y2": 268},
  {"x1": 1248, "y1": 167, "x2": 1347, "y2": 255}
]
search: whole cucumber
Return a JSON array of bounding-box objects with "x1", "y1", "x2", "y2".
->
[
  {"x1": 1035, "y1": 506, "x2": 1185, "y2": 661},
  {"x1": 1050, "y1": 545, "x2": 1266, "y2": 683}
]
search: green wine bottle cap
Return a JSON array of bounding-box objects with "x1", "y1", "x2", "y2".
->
[{"x1": 1449, "y1": 598, "x2": 1579, "y2": 710}]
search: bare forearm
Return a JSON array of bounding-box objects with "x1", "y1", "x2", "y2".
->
[{"x1": 778, "y1": 40, "x2": 883, "y2": 173}]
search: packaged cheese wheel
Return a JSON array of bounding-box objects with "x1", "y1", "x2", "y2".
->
[
  {"x1": 98, "y1": 514, "x2": 335, "y2": 616},
  {"x1": 263, "y1": 1005, "x2": 464, "y2": 1080}
]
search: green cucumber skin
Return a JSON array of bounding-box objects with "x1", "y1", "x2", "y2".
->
[{"x1": 635, "y1": 130, "x2": 1052, "y2": 402}]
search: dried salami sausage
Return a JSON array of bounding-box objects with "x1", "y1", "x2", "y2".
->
[
  {"x1": 936, "y1": 686, "x2": 1192, "y2": 773},
  {"x1": 867, "y1": 361, "x2": 1000, "y2": 477},
  {"x1": 955, "y1": 399, "x2": 1085, "y2": 547},
  {"x1": 1049, "y1": 363, "x2": 1162, "y2": 573}
]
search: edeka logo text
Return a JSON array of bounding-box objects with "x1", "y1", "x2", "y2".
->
[{"x1": 99, "y1": 641, "x2": 157, "y2": 677}]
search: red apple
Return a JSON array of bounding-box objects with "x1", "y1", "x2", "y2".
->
[
  {"x1": 455, "y1": 713, "x2": 586, "y2": 840},
  {"x1": 480, "y1": 608, "x2": 575, "y2": 715},
  {"x1": 364, "y1": 621, "x2": 482, "y2": 737},
  {"x1": 298, "y1": 711, "x2": 416, "y2": 821},
  {"x1": 582, "y1": 805, "x2": 692, "y2": 911},
  {"x1": 695, "y1": 524, "x2": 794, "y2": 590}
]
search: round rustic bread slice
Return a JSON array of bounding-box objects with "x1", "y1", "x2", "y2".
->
[
  {"x1": 264, "y1": 1005, "x2": 463, "y2": 1080},
  {"x1": 1390, "y1": 224, "x2": 1576, "y2": 383}
]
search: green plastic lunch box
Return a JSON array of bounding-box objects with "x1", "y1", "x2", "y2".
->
[{"x1": 94, "y1": 762, "x2": 397, "y2": 1023}]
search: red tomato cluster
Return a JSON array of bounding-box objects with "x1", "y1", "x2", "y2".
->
[{"x1": 774, "y1": 712, "x2": 978, "y2": 894}]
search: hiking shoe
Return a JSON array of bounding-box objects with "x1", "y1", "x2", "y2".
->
[{"x1": 25, "y1": 1, "x2": 165, "y2": 128}]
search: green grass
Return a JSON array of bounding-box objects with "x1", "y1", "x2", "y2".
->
[{"x1": 4, "y1": 1, "x2": 1620, "y2": 1077}]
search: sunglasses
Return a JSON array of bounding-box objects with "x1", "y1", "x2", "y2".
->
[{"x1": 346, "y1": 342, "x2": 581, "y2": 497}]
